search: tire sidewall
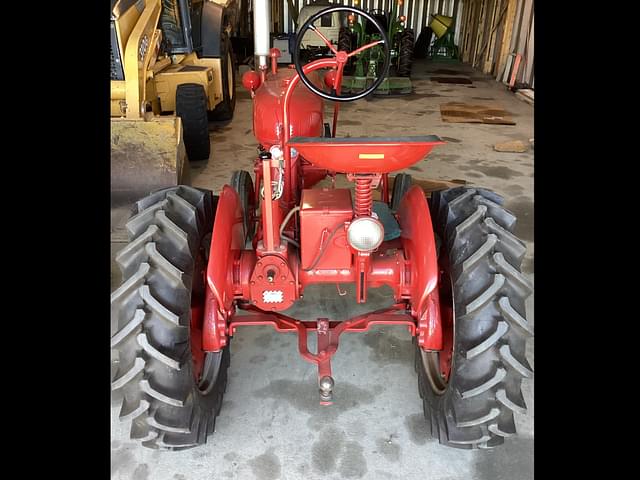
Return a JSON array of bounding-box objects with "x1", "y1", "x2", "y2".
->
[{"x1": 211, "y1": 33, "x2": 236, "y2": 120}]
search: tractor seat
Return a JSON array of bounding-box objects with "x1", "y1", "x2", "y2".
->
[{"x1": 287, "y1": 136, "x2": 444, "y2": 174}]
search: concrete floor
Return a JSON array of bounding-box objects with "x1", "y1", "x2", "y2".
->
[{"x1": 111, "y1": 58, "x2": 534, "y2": 480}]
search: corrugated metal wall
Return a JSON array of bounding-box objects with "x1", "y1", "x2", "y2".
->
[{"x1": 277, "y1": 0, "x2": 459, "y2": 40}]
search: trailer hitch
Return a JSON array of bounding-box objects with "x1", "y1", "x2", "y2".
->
[{"x1": 232, "y1": 304, "x2": 416, "y2": 404}]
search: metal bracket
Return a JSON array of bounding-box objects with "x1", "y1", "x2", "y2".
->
[{"x1": 231, "y1": 304, "x2": 416, "y2": 404}]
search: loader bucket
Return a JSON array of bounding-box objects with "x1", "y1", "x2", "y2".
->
[{"x1": 110, "y1": 116, "x2": 189, "y2": 206}]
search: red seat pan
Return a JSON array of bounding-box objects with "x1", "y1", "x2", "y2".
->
[{"x1": 287, "y1": 136, "x2": 445, "y2": 173}]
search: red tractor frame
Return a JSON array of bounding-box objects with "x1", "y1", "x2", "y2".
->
[
  {"x1": 205, "y1": 12, "x2": 445, "y2": 404},
  {"x1": 111, "y1": 5, "x2": 533, "y2": 451}
]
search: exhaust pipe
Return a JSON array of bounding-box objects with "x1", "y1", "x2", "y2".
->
[{"x1": 253, "y1": 0, "x2": 271, "y2": 69}]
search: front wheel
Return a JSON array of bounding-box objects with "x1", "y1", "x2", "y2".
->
[
  {"x1": 416, "y1": 187, "x2": 533, "y2": 449},
  {"x1": 110, "y1": 186, "x2": 230, "y2": 450},
  {"x1": 176, "y1": 84, "x2": 211, "y2": 161}
]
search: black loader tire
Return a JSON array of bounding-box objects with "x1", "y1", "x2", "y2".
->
[
  {"x1": 176, "y1": 84, "x2": 211, "y2": 161},
  {"x1": 397, "y1": 28, "x2": 415, "y2": 77},
  {"x1": 390, "y1": 173, "x2": 412, "y2": 211},
  {"x1": 111, "y1": 186, "x2": 230, "y2": 450},
  {"x1": 230, "y1": 170, "x2": 255, "y2": 246},
  {"x1": 209, "y1": 33, "x2": 237, "y2": 121},
  {"x1": 416, "y1": 187, "x2": 533, "y2": 449}
]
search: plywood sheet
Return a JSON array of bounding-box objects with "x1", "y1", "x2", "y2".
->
[{"x1": 440, "y1": 101, "x2": 516, "y2": 125}]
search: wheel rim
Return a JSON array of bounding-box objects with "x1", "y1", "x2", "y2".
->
[
  {"x1": 227, "y1": 52, "x2": 234, "y2": 101},
  {"x1": 197, "y1": 350, "x2": 223, "y2": 395},
  {"x1": 421, "y1": 249, "x2": 455, "y2": 395}
]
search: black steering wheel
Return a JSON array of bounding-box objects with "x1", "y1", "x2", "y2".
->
[{"x1": 293, "y1": 6, "x2": 390, "y2": 102}]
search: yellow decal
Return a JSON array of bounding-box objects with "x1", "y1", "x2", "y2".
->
[{"x1": 359, "y1": 153, "x2": 385, "y2": 159}]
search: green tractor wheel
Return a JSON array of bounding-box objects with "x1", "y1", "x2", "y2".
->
[{"x1": 397, "y1": 28, "x2": 415, "y2": 77}]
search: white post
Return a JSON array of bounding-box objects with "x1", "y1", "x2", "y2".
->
[{"x1": 253, "y1": 0, "x2": 272, "y2": 69}]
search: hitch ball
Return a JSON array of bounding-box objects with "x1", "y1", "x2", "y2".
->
[{"x1": 319, "y1": 375, "x2": 334, "y2": 402}]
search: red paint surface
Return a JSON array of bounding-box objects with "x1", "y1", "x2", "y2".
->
[
  {"x1": 202, "y1": 287, "x2": 227, "y2": 351},
  {"x1": 286, "y1": 138, "x2": 444, "y2": 174},
  {"x1": 241, "y1": 70, "x2": 262, "y2": 92},
  {"x1": 299, "y1": 188, "x2": 353, "y2": 270},
  {"x1": 252, "y1": 68, "x2": 324, "y2": 148},
  {"x1": 206, "y1": 185, "x2": 244, "y2": 312},
  {"x1": 204, "y1": 51, "x2": 448, "y2": 371},
  {"x1": 396, "y1": 186, "x2": 440, "y2": 320}
]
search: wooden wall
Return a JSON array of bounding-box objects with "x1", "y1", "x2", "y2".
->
[{"x1": 458, "y1": 0, "x2": 534, "y2": 87}]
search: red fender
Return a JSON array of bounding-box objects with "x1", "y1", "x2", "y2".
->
[
  {"x1": 396, "y1": 185, "x2": 442, "y2": 350},
  {"x1": 206, "y1": 185, "x2": 245, "y2": 313}
]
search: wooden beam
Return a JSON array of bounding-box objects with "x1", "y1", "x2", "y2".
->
[
  {"x1": 472, "y1": 0, "x2": 489, "y2": 67},
  {"x1": 522, "y1": 11, "x2": 534, "y2": 85},
  {"x1": 480, "y1": 0, "x2": 500, "y2": 71},
  {"x1": 495, "y1": 0, "x2": 518, "y2": 80},
  {"x1": 461, "y1": 0, "x2": 478, "y2": 64},
  {"x1": 459, "y1": 0, "x2": 470, "y2": 61},
  {"x1": 479, "y1": 0, "x2": 509, "y2": 73},
  {"x1": 516, "y1": 0, "x2": 533, "y2": 55},
  {"x1": 461, "y1": 0, "x2": 470, "y2": 61}
]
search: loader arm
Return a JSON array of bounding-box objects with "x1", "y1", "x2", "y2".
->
[{"x1": 122, "y1": 0, "x2": 163, "y2": 118}]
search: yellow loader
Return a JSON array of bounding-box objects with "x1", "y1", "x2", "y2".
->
[{"x1": 111, "y1": 0, "x2": 237, "y2": 205}]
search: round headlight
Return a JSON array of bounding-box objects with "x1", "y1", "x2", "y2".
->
[
  {"x1": 347, "y1": 217, "x2": 384, "y2": 252},
  {"x1": 269, "y1": 145, "x2": 283, "y2": 160}
]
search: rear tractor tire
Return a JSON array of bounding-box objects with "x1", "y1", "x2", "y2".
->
[
  {"x1": 338, "y1": 27, "x2": 356, "y2": 76},
  {"x1": 397, "y1": 28, "x2": 415, "y2": 77},
  {"x1": 416, "y1": 187, "x2": 533, "y2": 449},
  {"x1": 176, "y1": 84, "x2": 211, "y2": 161},
  {"x1": 390, "y1": 173, "x2": 412, "y2": 212},
  {"x1": 110, "y1": 186, "x2": 230, "y2": 450}
]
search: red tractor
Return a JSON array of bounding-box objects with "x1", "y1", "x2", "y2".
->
[{"x1": 111, "y1": 4, "x2": 533, "y2": 451}]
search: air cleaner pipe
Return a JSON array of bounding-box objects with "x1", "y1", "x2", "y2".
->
[{"x1": 253, "y1": 0, "x2": 271, "y2": 69}]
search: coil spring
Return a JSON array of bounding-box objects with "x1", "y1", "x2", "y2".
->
[{"x1": 354, "y1": 177, "x2": 373, "y2": 217}]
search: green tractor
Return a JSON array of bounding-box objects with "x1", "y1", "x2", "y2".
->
[
  {"x1": 428, "y1": 14, "x2": 459, "y2": 61},
  {"x1": 339, "y1": 0, "x2": 414, "y2": 96}
]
